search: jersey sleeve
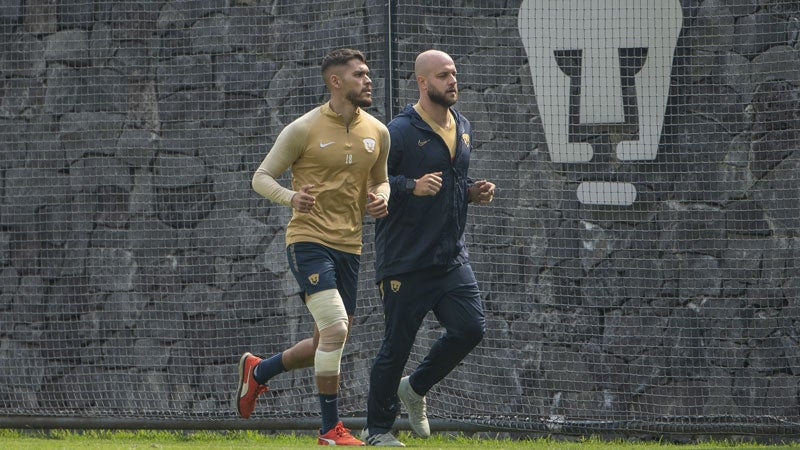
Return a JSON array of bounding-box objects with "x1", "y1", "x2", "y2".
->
[
  {"x1": 252, "y1": 121, "x2": 307, "y2": 207},
  {"x1": 368, "y1": 124, "x2": 391, "y2": 203}
]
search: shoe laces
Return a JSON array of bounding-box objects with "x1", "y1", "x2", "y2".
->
[
  {"x1": 253, "y1": 385, "x2": 268, "y2": 396},
  {"x1": 332, "y1": 422, "x2": 351, "y2": 436}
]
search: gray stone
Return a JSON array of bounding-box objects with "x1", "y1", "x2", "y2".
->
[
  {"x1": 193, "y1": 210, "x2": 268, "y2": 260},
  {"x1": 1, "y1": 33, "x2": 46, "y2": 78},
  {"x1": 725, "y1": 199, "x2": 771, "y2": 235},
  {"x1": 23, "y1": 0, "x2": 56, "y2": 34},
  {"x1": 2, "y1": 77, "x2": 43, "y2": 120},
  {"x1": 60, "y1": 112, "x2": 125, "y2": 161},
  {"x1": 266, "y1": 21, "x2": 312, "y2": 63},
  {"x1": 753, "y1": 152, "x2": 800, "y2": 236},
  {"x1": 153, "y1": 152, "x2": 207, "y2": 188},
  {"x1": 3, "y1": 167, "x2": 69, "y2": 219},
  {"x1": 43, "y1": 64, "x2": 80, "y2": 116},
  {"x1": 136, "y1": 302, "x2": 186, "y2": 342},
  {"x1": 734, "y1": 11, "x2": 789, "y2": 58},
  {"x1": 226, "y1": 6, "x2": 271, "y2": 52},
  {"x1": 75, "y1": 67, "x2": 129, "y2": 113},
  {"x1": 132, "y1": 338, "x2": 172, "y2": 369},
  {"x1": 158, "y1": 89, "x2": 225, "y2": 124},
  {"x1": 189, "y1": 14, "x2": 232, "y2": 54},
  {"x1": 99, "y1": 291, "x2": 149, "y2": 335},
  {"x1": 0, "y1": 0, "x2": 22, "y2": 23},
  {"x1": 214, "y1": 53, "x2": 275, "y2": 95},
  {"x1": 223, "y1": 94, "x2": 269, "y2": 137},
  {"x1": 194, "y1": 127, "x2": 243, "y2": 171},
  {"x1": 69, "y1": 155, "x2": 132, "y2": 195},
  {"x1": 750, "y1": 45, "x2": 800, "y2": 84},
  {"x1": 116, "y1": 129, "x2": 159, "y2": 168},
  {"x1": 101, "y1": 2, "x2": 160, "y2": 41},
  {"x1": 0, "y1": 234, "x2": 9, "y2": 267},
  {"x1": 684, "y1": 1, "x2": 735, "y2": 51},
  {"x1": 0, "y1": 341, "x2": 43, "y2": 403},
  {"x1": 89, "y1": 247, "x2": 137, "y2": 292},
  {"x1": 44, "y1": 29, "x2": 90, "y2": 64},
  {"x1": 57, "y1": 0, "x2": 93, "y2": 28},
  {"x1": 0, "y1": 121, "x2": 30, "y2": 169},
  {"x1": 157, "y1": 54, "x2": 215, "y2": 98},
  {"x1": 185, "y1": 309, "x2": 240, "y2": 365}
]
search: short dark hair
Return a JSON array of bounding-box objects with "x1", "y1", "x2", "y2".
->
[{"x1": 321, "y1": 48, "x2": 366, "y2": 74}]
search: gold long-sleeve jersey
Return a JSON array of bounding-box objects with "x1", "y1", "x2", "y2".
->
[{"x1": 252, "y1": 102, "x2": 390, "y2": 255}]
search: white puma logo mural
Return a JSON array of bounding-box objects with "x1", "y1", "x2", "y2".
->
[{"x1": 518, "y1": 0, "x2": 683, "y2": 205}]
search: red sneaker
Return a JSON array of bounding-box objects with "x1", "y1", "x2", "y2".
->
[
  {"x1": 318, "y1": 421, "x2": 365, "y2": 446},
  {"x1": 234, "y1": 352, "x2": 268, "y2": 418}
]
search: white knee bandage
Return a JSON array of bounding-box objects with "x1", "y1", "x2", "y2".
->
[
  {"x1": 306, "y1": 289, "x2": 349, "y2": 376},
  {"x1": 315, "y1": 348, "x2": 344, "y2": 377}
]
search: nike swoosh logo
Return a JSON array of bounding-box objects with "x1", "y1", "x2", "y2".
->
[
  {"x1": 320, "y1": 141, "x2": 335, "y2": 148},
  {"x1": 418, "y1": 139, "x2": 430, "y2": 147},
  {"x1": 324, "y1": 398, "x2": 337, "y2": 403}
]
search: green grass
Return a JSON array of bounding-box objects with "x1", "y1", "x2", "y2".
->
[{"x1": 1, "y1": 429, "x2": 799, "y2": 449}]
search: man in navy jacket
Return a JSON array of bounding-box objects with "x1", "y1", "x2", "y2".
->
[{"x1": 362, "y1": 50, "x2": 495, "y2": 447}]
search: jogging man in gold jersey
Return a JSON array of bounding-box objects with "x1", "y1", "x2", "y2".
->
[{"x1": 235, "y1": 48, "x2": 390, "y2": 446}]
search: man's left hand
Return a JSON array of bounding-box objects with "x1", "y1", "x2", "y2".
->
[
  {"x1": 469, "y1": 180, "x2": 495, "y2": 205},
  {"x1": 366, "y1": 193, "x2": 389, "y2": 218}
]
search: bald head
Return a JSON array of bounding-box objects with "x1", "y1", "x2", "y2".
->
[
  {"x1": 414, "y1": 50, "x2": 458, "y2": 108},
  {"x1": 414, "y1": 50, "x2": 454, "y2": 78}
]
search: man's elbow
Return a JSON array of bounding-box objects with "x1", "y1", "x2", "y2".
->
[{"x1": 251, "y1": 172, "x2": 264, "y2": 195}]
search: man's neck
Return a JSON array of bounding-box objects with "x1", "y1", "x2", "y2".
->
[
  {"x1": 417, "y1": 99, "x2": 451, "y2": 128},
  {"x1": 329, "y1": 97, "x2": 358, "y2": 127}
]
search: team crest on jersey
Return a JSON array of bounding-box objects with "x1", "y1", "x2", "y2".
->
[
  {"x1": 308, "y1": 273, "x2": 319, "y2": 285},
  {"x1": 390, "y1": 280, "x2": 401, "y2": 293},
  {"x1": 363, "y1": 138, "x2": 376, "y2": 153},
  {"x1": 462, "y1": 133, "x2": 470, "y2": 147}
]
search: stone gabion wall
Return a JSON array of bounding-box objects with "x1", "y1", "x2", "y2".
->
[{"x1": 1, "y1": 0, "x2": 800, "y2": 432}]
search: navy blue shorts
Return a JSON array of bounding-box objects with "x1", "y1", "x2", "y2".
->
[{"x1": 286, "y1": 242, "x2": 360, "y2": 315}]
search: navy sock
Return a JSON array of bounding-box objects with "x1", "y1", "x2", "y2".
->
[
  {"x1": 319, "y1": 393, "x2": 339, "y2": 434},
  {"x1": 253, "y1": 353, "x2": 286, "y2": 385}
]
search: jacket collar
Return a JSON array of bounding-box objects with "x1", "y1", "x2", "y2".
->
[{"x1": 403, "y1": 103, "x2": 462, "y2": 134}]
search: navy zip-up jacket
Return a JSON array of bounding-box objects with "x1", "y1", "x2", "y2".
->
[{"x1": 374, "y1": 103, "x2": 474, "y2": 282}]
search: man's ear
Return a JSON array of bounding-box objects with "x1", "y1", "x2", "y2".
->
[
  {"x1": 416, "y1": 75, "x2": 426, "y2": 92},
  {"x1": 329, "y1": 72, "x2": 341, "y2": 89}
]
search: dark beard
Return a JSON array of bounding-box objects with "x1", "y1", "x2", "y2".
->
[
  {"x1": 346, "y1": 90, "x2": 372, "y2": 108},
  {"x1": 427, "y1": 86, "x2": 457, "y2": 108}
]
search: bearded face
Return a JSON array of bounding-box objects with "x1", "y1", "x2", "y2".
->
[
  {"x1": 346, "y1": 87, "x2": 372, "y2": 108},
  {"x1": 426, "y1": 81, "x2": 457, "y2": 108}
]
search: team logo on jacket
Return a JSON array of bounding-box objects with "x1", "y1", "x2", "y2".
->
[
  {"x1": 308, "y1": 273, "x2": 319, "y2": 285},
  {"x1": 390, "y1": 280, "x2": 401, "y2": 293},
  {"x1": 363, "y1": 138, "x2": 376, "y2": 153},
  {"x1": 461, "y1": 133, "x2": 470, "y2": 147}
]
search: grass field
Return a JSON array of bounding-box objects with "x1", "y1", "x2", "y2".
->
[{"x1": 2, "y1": 430, "x2": 800, "y2": 450}]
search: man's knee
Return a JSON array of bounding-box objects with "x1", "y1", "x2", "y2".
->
[
  {"x1": 319, "y1": 319, "x2": 348, "y2": 350},
  {"x1": 452, "y1": 319, "x2": 485, "y2": 348},
  {"x1": 306, "y1": 289, "x2": 350, "y2": 376},
  {"x1": 306, "y1": 289, "x2": 349, "y2": 346}
]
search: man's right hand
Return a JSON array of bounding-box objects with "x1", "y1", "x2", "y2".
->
[
  {"x1": 413, "y1": 172, "x2": 442, "y2": 196},
  {"x1": 291, "y1": 184, "x2": 316, "y2": 213}
]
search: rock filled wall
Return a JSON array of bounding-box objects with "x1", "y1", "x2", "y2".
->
[{"x1": 1, "y1": 0, "x2": 799, "y2": 431}]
